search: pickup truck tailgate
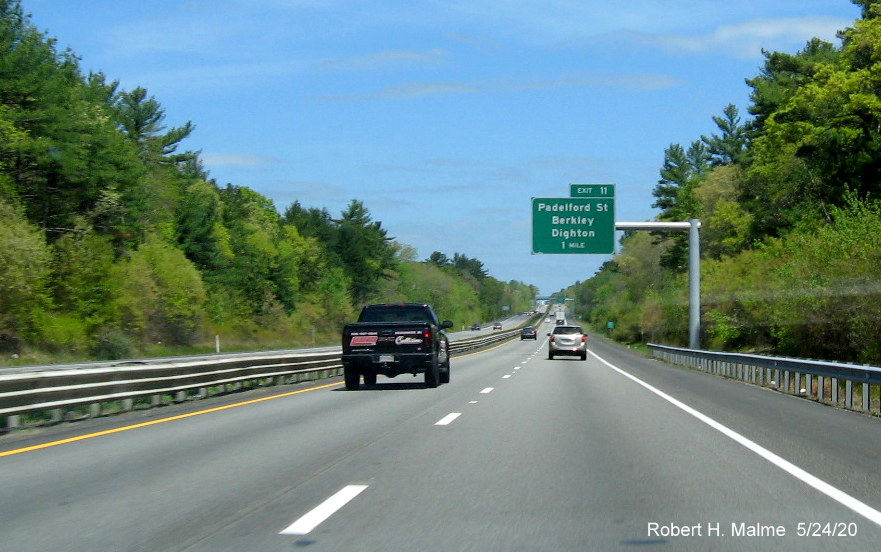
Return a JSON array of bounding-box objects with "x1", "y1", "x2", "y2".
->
[{"x1": 344, "y1": 323, "x2": 433, "y2": 356}]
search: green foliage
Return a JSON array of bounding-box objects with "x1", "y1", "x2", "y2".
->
[
  {"x1": 573, "y1": 6, "x2": 881, "y2": 364},
  {"x1": 0, "y1": 3, "x2": 537, "y2": 363},
  {"x1": 114, "y1": 86, "x2": 195, "y2": 165},
  {"x1": 176, "y1": 180, "x2": 232, "y2": 271},
  {"x1": 51, "y1": 222, "x2": 116, "y2": 326},
  {"x1": 0, "y1": 200, "x2": 52, "y2": 351},
  {"x1": 693, "y1": 166, "x2": 753, "y2": 259},
  {"x1": 701, "y1": 104, "x2": 751, "y2": 166},
  {"x1": 572, "y1": 234, "x2": 684, "y2": 343},
  {"x1": 110, "y1": 236, "x2": 207, "y2": 346},
  {"x1": 92, "y1": 328, "x2": 135, "y2": 360},
  {"x1": 335, "y1": 199, "x2": 397, "y2": 303},
  {"x1": 769, "y1": 199, "x2": 881, "y2": 361}
]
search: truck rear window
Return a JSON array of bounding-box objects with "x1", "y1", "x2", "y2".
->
[{"x1": 358, "y1": 307, "x2": 431, "y2": 323}]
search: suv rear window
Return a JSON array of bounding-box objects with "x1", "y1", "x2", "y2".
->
[{"x1": 553, "y1": 326, "x2": 583, "y2": 335}]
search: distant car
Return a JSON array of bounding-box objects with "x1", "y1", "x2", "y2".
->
[
  {"x1": 548, "y1": 325, "x2": 587, "y2": 360},
  {"x1": 470, "y1": 323, "x2": 481, "y2": 331},
  {"x1": 520, "y1": 326, "x2": 537, "y2": 340},
  {"x1": 492, "y1": 322, "x2": 503, "y2": 330}
]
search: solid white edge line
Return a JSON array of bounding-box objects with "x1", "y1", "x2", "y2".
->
[
  {"x1": 588, "y1": 349, "x2": 881, "y2": 528},
  {"x1": 280, "y1": 484, "x2": 368, "y2": 535},
  {"x1": 435, "y1": 412, "x2": 462, "y2": 426}
]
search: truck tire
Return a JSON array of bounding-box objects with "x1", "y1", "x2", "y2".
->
[
  {"x1": 425, "y1": 359, "x2": 439, "y2": 388},
  {"x1": 344, "y1": 366, "x2": 360, "y2": 390},
  {"x1": 363, "y1": 371, "x2": 377, "y2": 386},
  {"x1": 439, "y1": 360, "x2": 450, "y2": 384}
]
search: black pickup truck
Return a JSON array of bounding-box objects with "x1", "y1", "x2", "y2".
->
[{"x1": 341, "y1": 303, "x2": 453, "y2": 390}]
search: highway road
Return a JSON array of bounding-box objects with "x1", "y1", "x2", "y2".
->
[{"x1": 3, "y1": 326, "x2": 881, "y2": 551}]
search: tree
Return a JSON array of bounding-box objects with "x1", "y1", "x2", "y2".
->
[
  {"x1": 283, "y1": 201, "x2": 338, "y2": 247},
  {"x1": 114, "y1": 87, "x2": 195, "y2": 165},
  {"x1": 701, "y1": 104, "x2": 750, "y2": 165},
  {"x1": 0, "y1": 1, "x2": 143, "y2": 237},
  {"x1": 745, "y1": 8, "x2": 881, "y2": 236},
  {"x1": 452, "y1": 252, "x2": 488, "y2": 280},
  {"x1": 217, "y1": 185, "x2": 288, "y2": 314},
  {"x1": 427, "y1": 251, "x2": 451, "y2": 267},
  {"x1": 746, "y1": 39, "x2": 840, "y2": 132},
  {"x1": 851, "y1": 0, "x2": 881, "y2": 19},
  {"x1": 51, "y1": 220, "x2": 116, "y2": 326},
  {"x1": 176, "y1": 180, "x2": 232, "y2": 271},
  {"x1": 652, "y1": 142, "x2": 707, "y2": 270},
  {"x1": 652, "y1": 142, "x2": 706, "y2": 220},
  {"x1": 0, "y1": 200, "x2": 52, "y2": 351},
  {"x1": 110, "y1": 235, "x2": 207, "y2": 345},
  {"x1": 334, "y1": 199, "x2": 397, "y2": 304}
]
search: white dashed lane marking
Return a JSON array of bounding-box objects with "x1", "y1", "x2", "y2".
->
[
  {"x1": 435, "y1": 413, "x2": 462, "y2": 426},
  {"x1": 280, "y1": 485, "x2": 368, "y2": 536}
]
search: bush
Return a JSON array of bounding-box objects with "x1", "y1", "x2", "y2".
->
[{"x1": 93, "y1": 328, "x2": 135, "y2": 360}]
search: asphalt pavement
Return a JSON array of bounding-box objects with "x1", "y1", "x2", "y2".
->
[{"x1": 3, "y1": 327, "x2": 881, "y2": 551}]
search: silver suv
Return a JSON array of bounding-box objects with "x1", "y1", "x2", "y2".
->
[{"x1": 548, "y1": 325, "x2": 588, "y2": 360}]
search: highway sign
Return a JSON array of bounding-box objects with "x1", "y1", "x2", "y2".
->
[
  {"x1": 532, "y1": 197, "x2": 615, "y2": 254},
  {"x1": 570, "y1": 184, "x2": 615, "y2": 198}
]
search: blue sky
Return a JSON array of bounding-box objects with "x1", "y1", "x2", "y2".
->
[{"x1": 25, "y1": 1, "x2": 860, "y2": 295}]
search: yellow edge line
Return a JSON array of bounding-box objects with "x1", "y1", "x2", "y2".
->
[{"x1": 0, "y1": 381, "x2": 340, "y2": 458}]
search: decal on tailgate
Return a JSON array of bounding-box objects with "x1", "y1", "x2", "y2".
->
[{"x1": 350, "y1": 335, "x2": 378, "y2": 346}]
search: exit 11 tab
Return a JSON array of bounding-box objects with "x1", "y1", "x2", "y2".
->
[{"x1": 571, "y1": 184, "x2": 615, "y2": 198}]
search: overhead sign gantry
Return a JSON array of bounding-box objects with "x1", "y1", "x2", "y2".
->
[{"x1": 531, "y1": 183, "x2": 702, "y2": 348}]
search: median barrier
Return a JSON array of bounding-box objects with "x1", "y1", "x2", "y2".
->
[{"x1": 0, "y1": 329, "x2": 526, "y2": 432}]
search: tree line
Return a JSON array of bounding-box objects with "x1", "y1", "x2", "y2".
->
[
  {"x1": 571, "y1": 0, "x2": 881, "y2": 364},
  {"x1": 0, "y1": 1, "x2": 536, "y2": 364}
]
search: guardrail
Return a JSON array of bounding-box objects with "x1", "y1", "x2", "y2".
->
[
  {"x1": 648, "y1": 343, "x2": 881, "y2": 415},
  {"x1": 0, "y1": 328, "x2": 525, "y2": 432}
]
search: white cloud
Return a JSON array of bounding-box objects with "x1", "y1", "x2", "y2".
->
[
  {"x1": 201, "y1": 153, "x2": 282, "y2": 166},
  {"x1": 315, "y1": 49, "x2": 449, "y2": 71},
  {"x1": 512, "y1": 74, "x2": 684, "y2": 92},
  {"x1": 379, "y1": 81, "x2": 482, "y2": 99},
  {"x1": 634, "y1": 16, "x2": 851, "y2": 59},
  {"x1": 317, "y1": 81, "x2": 482, "y2": 101},
  {"x1": 317, "y1": 72, "x2": 680, "y2": 102},
  {"x1": 118, "y1": 58, "x2": 309, "y2": 95}
]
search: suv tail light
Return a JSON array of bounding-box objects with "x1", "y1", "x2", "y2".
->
[
  {"x1": 581, "y1": 336, "x2": 587, "y2": 343},
  {"x1": 550, "y1": 336, "x2": 555, "y2": 343}
]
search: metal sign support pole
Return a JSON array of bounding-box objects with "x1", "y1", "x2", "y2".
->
[
  {"x1": 615, "y1": 220, "x2": 701, "y2": 349},
  {"x1": 688, "y1": 218, "x2": 701, "y2": 349}
]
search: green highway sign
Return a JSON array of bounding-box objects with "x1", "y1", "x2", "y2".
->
[
  {"x1": 570, "y1": 183, "x2": 615, "y2": 198},
  {"x1": 532, "y1": 197, "x2": 615, "y2": 254}
]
